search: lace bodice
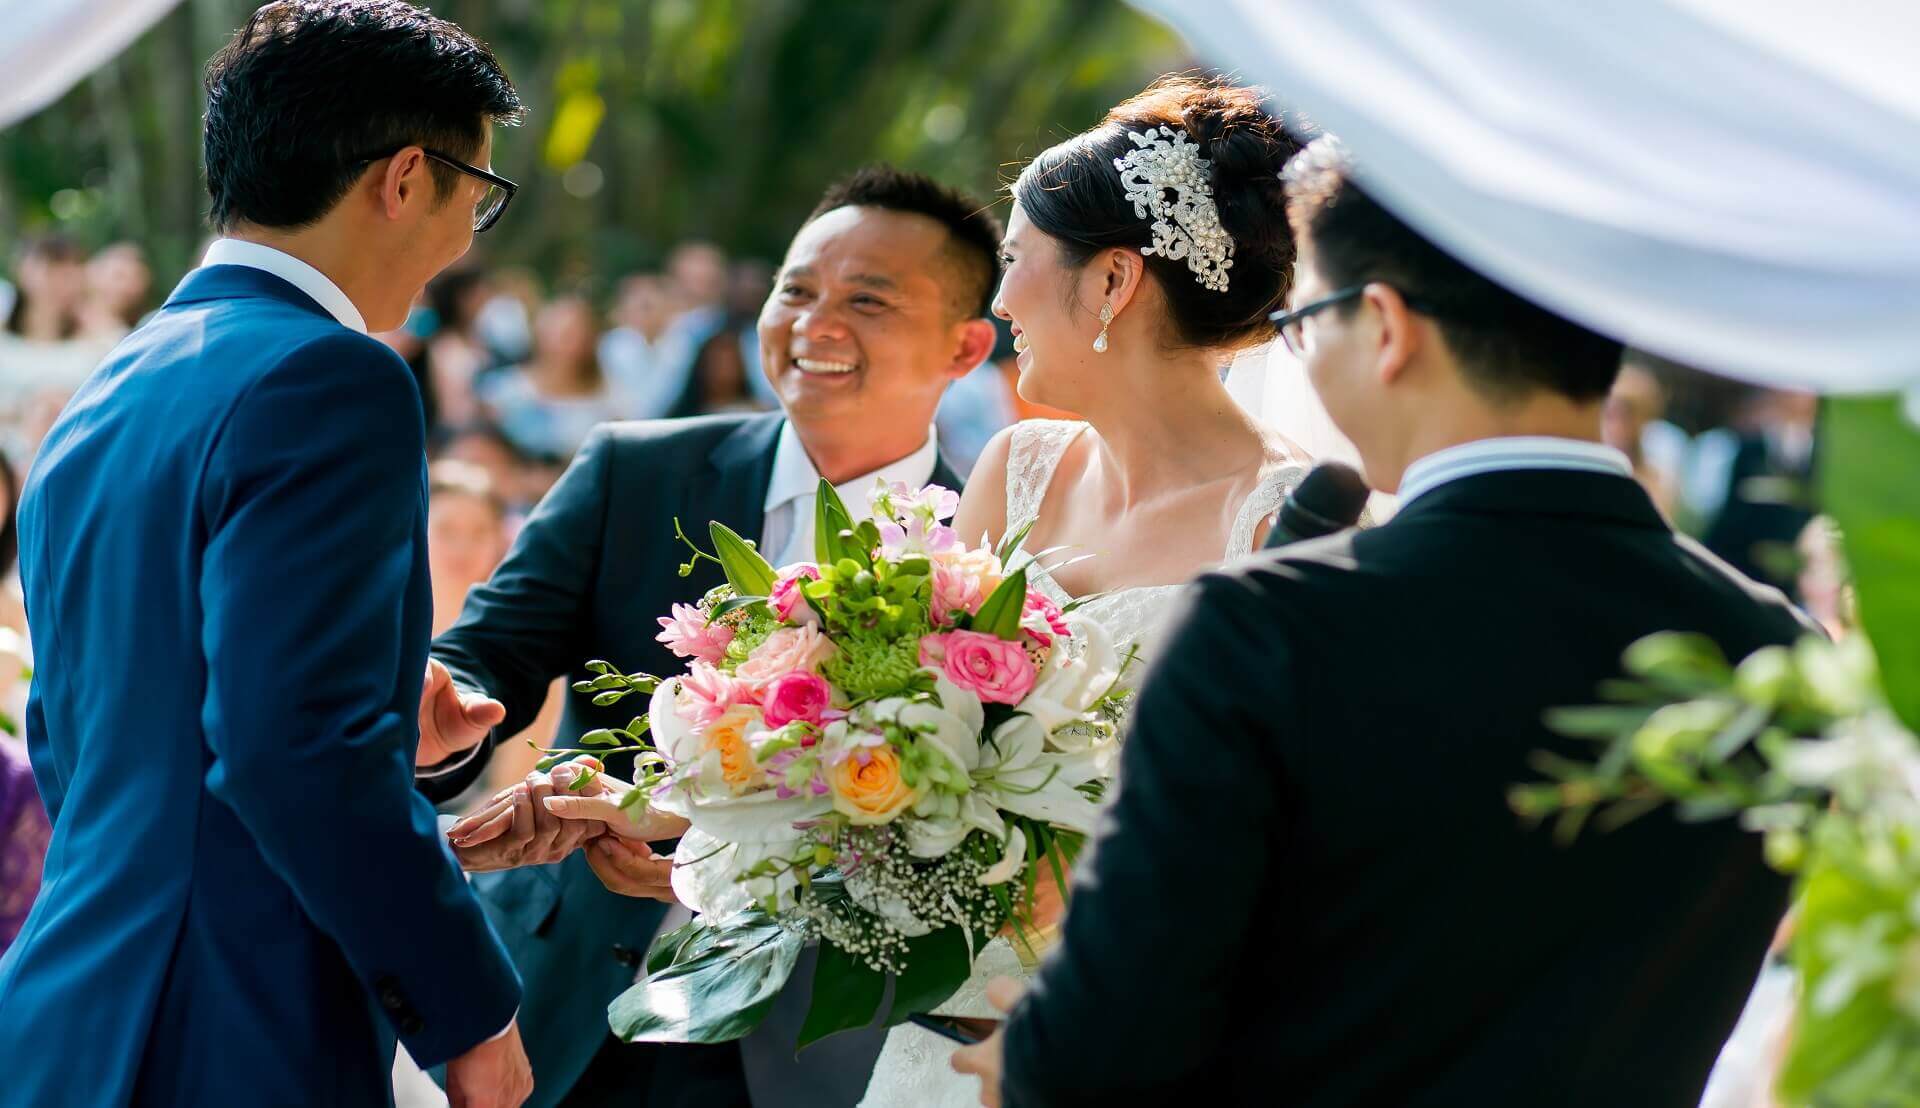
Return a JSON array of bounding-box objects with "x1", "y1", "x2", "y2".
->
[{"x1": 1005, "y1": 419, "x2": 1305, "y2": 672}]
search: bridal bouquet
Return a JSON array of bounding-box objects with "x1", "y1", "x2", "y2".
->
[{"x1": 554, "y1": 479, "x2": 1128, "y2": 1047}]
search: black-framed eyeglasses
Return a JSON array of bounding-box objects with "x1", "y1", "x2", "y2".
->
[
  {"x1": 1268, "y1": 282, "x2": 1442, "y2": 356},
  {"x1": 357, "y1": 146, "x2": 518, "y2": 233}
]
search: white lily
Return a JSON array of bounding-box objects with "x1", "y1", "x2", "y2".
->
[{"x1": 979, "y1": 825, "x2": 1028, "y2": 886}]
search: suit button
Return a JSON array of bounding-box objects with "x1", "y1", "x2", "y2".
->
[
  {"x1": 611, "y1": 944, "x2": 643, "y2": 968},
  {"x1": 399, "y1": 1015, "x2": 424, "y2": 1036}
]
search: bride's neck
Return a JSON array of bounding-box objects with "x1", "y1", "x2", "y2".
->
[{"x1": 1074, "y1": 351, "x2": 1265, "y2": 505}]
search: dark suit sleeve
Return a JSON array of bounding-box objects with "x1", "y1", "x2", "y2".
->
[
  {"x1": 198, "y1": 333, "x2": 520, "y2": 1067},
  {"x1": 417, "y1": 426, "x2": 617, "y2": 800},
  {"x1": 1002, "y1": 572, "x2": 1292, "y2": 1106}
]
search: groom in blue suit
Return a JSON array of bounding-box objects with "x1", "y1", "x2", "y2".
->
[{"x1": 0, "y1": 5, "x2": 535, "y2": 1105}]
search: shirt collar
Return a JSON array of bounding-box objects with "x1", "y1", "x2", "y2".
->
[
  {"x1": 763, "y1": 421, "x2": 941, "y2": 521},
  {"x1": 1397, "y1": 436, "x2": 1634, "y2": 506},
  {"x1": 200, "y1": 238, "x2": 367, "y2": 334}
]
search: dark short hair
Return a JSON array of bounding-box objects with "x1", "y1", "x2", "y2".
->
[
  {"x1": 1013, "y1": 76, "x2": 1302, "y2": 351},
  {"x1": 1283, "y1": 137, "x2": 1623, "y2": 402},
  {"x1": 203, "y1": 0, "x2": 523, "y2": 232},
  {"x1": 807, "y1": 165, "x2": 1002, "y2": 319}
]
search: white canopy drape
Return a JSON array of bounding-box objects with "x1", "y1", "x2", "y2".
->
[
  {"x1": 1131, "y1": 0, "x2": 1920, "y2": 395},
  {"x1": 0, "y1": 0, "x2": 183, "y2": 131}
]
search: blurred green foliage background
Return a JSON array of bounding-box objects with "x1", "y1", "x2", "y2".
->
[{"x1": 0, "y1": 0, "x2": 1190, "y2": 284}]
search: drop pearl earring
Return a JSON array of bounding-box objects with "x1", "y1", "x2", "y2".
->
[{"x1": 1093, "y1": 302, "x2": 1113, "y2": 353}]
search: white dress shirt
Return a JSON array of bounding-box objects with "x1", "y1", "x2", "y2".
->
[
  {"x1": 757, "y1": 421, "x2": 941, "y2": 568},
  {"x1": 1397, "y1": 436, "x2": 1635, "y2": 507},
  {"x1": 201, "y1": 238, "x2": 367, "y2": 334}
]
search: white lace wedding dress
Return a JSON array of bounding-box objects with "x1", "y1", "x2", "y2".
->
[{"x1": 857, "y1": 419, "x2": 1306, "y2": 1107}]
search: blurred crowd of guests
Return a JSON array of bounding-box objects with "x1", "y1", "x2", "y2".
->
[{"x1": 0, "y1": 230, "x2": 1851, "y2": 957}]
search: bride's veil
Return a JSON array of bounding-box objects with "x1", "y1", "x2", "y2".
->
[{"x1": 1224, "y1": 339, "x2": 1399, "y2": 517}]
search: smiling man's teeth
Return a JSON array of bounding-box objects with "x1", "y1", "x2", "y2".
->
[
  {"x1": 795, "y1": 358, "x2": 856, "y2": 375},
  {"x1": 1012, "y1": 333, "x2": 1029, "y2": 354}
]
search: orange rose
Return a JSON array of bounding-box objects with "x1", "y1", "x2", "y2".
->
[
  {"x1": 829, "y1": 745, "x2": 921, "y2": 825},
  {"x1": 704, "y1": 705, "x2": 763, "y2": 793}
]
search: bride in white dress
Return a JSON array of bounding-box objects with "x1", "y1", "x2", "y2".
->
[{"x1": 859, "y1": 76, "x2": 1316, "y2": 1107}]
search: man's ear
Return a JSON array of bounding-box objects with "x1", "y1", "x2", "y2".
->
[
  {"x1": 378, "y1": 146, "x2": 431, "y2": 222},
  {"x1": 948, "y1": 319, "x2": 998, "y2": 380},
  {"x1": 1364, "y1": 282, "x2": 1424, "y2": 387}
]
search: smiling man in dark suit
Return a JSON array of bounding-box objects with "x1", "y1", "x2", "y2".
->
[{"x1": 415, "y1": 166, "x2": 1002, "y2": 1107}]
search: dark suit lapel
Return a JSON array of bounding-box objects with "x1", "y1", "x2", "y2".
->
[
  {"x1": 931, "y1": 451, "x2": 966, "y2": 494},
  {"x1": 703, "y1": 412, "x2": 785, "y2": 545}
]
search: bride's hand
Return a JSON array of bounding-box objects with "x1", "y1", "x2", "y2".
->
[
  {"x1": 543, "y1": 771, "x2": 691, "y2": 842},
  {"x1": 999, "y1": 864, "x2": 1069, "y2": 946}
]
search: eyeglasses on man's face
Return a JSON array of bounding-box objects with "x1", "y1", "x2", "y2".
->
[
  {"x1": 357, "y1": 146, "x2": 517, "y2": 233},
  {"x1": 1268, "y1": 283, "x2": 1442, "y2": 357}
]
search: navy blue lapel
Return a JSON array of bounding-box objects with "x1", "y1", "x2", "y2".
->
[
  {"x1": 162, "y1": 264, "x2": 340, "y2": 325},
  {"x1": 931, "y1": 451, "x2": 966, "y2": 494}
]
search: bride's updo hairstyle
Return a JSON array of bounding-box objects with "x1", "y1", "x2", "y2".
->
[{"x1": 1012, "y1": 76, "x2": 1302, "y2": 350}]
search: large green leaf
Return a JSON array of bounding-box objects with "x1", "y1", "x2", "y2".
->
[
  {"x1": 883, "y1": 924, "x2": 975, "y2": 1025},
  {"x1": 795, "y1": 942, "x2": 887, "y2": 1052},
  {"x1": 970, "y1": 567, "x2": 1029, "y2": 642},
  {"x1": 1821, "y1": 396, "x2": 1920, "y2": 731},
  {"x1": 610, "y1": 910, "x2": 802, "y2": 1044},
  {"x1": 710, "y1": 521, "x2": 778, "y2": 598}
]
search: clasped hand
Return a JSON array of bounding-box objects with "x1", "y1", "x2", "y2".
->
[{"x1": 446, "y1": 759, "x2": 690, "y2": 903}]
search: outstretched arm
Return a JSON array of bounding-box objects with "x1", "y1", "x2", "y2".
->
[
  {"x1": 419, "y1": 426, "x2": 619, "y2": 800},
  {"x1": 199, "y1": 334, "x2": 519, "y2": 1067}
]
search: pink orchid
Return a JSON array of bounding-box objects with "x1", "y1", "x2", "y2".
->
[
  {"x1": 1021, "y1": 591, "x2": 1072, "y2": 647},
  {"x1": 676, "y1": 662, "x2": 749, "y2": 727},
  {"x1": 769, "y1": 564, "x2": 822, "y2": 625},
  {"x1": 656, "y1": 602, "x2": 734, "y2": 664}
]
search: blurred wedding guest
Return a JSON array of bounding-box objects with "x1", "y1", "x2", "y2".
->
[
  {"x1": 1603, "y1": 357, "x2": 1680, "y2": 516},
  {"x1": 687, "y1": 327, "x2": 767, "y2": 415},
  {"x1": 596, "y1": 273, "x2": 685, "y2": 419},
  {"x1": 477, "y1": 295, "x2": 624, "y2": 461},
  {"x1": 428, "y1": 461, "x2": 512, "y2": 638},
  {"x1": 1795, "y1": 515, "x2": 1854, "y2": 640},
  {"x1": 1701, "y1": 388, "x2": 1818, "y2": 598},
  {"x1": 440, "y1": 422, "x2": 535, "y2": 521},
  {"x1": 668, "y1": 240, "x2": 729, "y2": 342},
  {"x1": 0, "y1": 450, "x2": 43, "y2": 956},
  {"x1": 423, "y1": 267, "x2": 498, "y2": 429},
  {"x1": 0, "y1": 236, "x2": 118, "y2": 410},
  {"x1": 729, "y1": 258, "x2": 779, "y2": 406},
  {"x1": 475, "y1": 266, "x2": 540, "y2": 365},
  {"x1": 78, "y1": 242, "x2": 154, "y2": 339}
]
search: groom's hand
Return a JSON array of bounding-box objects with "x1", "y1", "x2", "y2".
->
[
  {"x1": 445, "y1": 1018, "x2": 534, "y2": 1108},
  {"x1": 417, "y1": 658, "x2": 507, "y2": 767},
  {"x1": 951, "y1": 977, "x2": 1025, "y2": 1108}
]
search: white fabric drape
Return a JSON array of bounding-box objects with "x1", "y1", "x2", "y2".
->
[
  {"x1": 1131, "y1": 0, "x2": 1920, "y2": 394},
  {"x1": 0, "y1": 0, "x2": 183, "y2": 130}
]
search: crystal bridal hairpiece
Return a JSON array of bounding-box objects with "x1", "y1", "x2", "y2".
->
[{"x1": 1111, "y1": 125, "x2": 1234, "y2": 293}]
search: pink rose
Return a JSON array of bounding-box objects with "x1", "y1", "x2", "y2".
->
[
  {"x1": 761, "y1": 671, "x2": 833, "y2": 729},
  {"x1": 656, "y1": 602, "x2": 735, "y2": 664},
  {"x1": 769, "y1": 564, "x2": 821, "y2": 625},
  {"x1": 735, "y1": 625, "x2": 838, "y2": 682},
  {"x1": 1021, "y1": 591, "x2": 1071, "y2": 647},
  {"x1": 934, "y1": 629, "x2": 1036, "y2": 705},
  {"x1": 929, "y1": 547, "x2": 1004, "y2": 627}
]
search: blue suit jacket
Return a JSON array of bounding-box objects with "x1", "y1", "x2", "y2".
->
[
  {"x1": 425, "y1": 414, "x2": 963, "y2": 1106},
  {"x1": 0, "y1": 265, "x2": 522, "y2": 1106}
]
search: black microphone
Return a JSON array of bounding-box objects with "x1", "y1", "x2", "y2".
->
[{"x1": 1265, "y1": 462, "x2": 1371, "y2": 549}]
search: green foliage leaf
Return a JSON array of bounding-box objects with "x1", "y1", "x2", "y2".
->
[
  {"x1": 995, "y1": 517, "x2": 1036, "y2": 564},
  {"x1": 710, "y1": 522, "x2": 778, "y2": 597},
  {"x1": 1821, "y1": 395, "x2": 1920, "y2": 732},
  {"x1": 815, "y1": 479, "x2": 856, "y2": 567},
  {"x1": 795, "y1": 943, "x2": 887, "y2": 1052},
  {"x1": 709, "y1": 594, "x2": 771, "y2": 622},
  {"x1": 884, "y1": 925, "x2": 975, "y2": 1025},
  {"x1": 611, "y1": 909, "x2": 803, "y2": 1044},
  {"x1": 970, "y1": 566, "x2": 1029, "y2": 642}
]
